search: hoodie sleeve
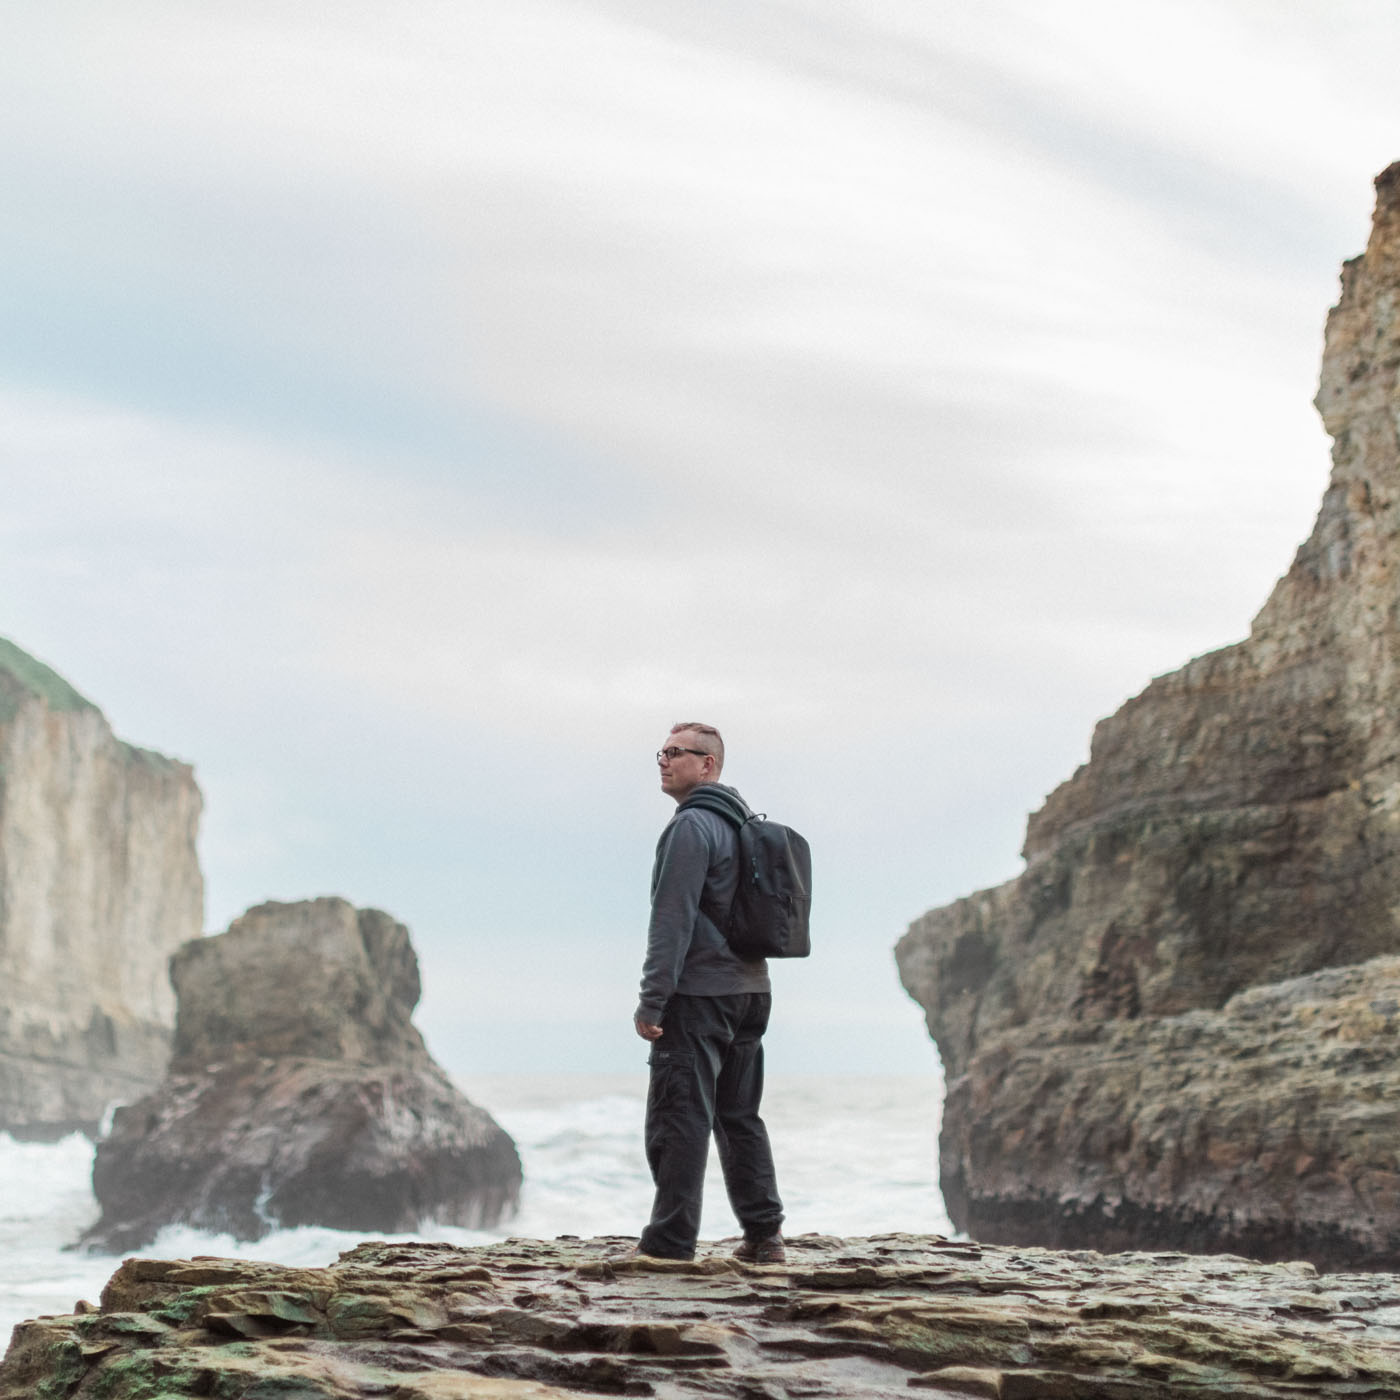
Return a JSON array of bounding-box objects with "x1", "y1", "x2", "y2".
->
[{"x1": 635, "y1": 812, "x2": 712, "y2": 1023}]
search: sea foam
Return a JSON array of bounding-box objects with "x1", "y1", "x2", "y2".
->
[{"x1": 1, "y1": 1072, "x2": 946, "y2": 1341}]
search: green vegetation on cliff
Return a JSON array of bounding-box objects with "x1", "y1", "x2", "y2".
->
[{"x1": 0, "y1": 637, "x2": 96, "y2": 723}]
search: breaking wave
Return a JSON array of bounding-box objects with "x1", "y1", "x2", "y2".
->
[{"x1": 0, "y1": 1072, "x2": 945, "y2": 1340}]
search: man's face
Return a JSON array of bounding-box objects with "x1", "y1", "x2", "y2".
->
[{"x1": 657, "y1": 731, "x2": 715, "y2": 802}]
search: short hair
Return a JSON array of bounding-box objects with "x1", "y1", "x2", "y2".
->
[{"x1": 670, "y1": 721, "x2": 724, "y2": 773}]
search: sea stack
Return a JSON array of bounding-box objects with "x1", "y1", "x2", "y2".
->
[
  {"x1": 0, "y1": 638, "x2": 203, "y2": 1138},
  {"x1": 81, "y1": 897, "x2": 521, "y2": 1252},
  {"x1": 897, "y1": 162, "x2": 1400, "y2": 1269}
]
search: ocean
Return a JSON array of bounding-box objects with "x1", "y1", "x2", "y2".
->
[{"x1": 0, "y1": 1072, "x2": 947, "y2": 1342}]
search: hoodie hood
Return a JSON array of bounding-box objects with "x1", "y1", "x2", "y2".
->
[{"x1": 678, "y1": 782, "x2": 753, "y2": 824}]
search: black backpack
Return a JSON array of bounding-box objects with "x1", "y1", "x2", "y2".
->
[{"x1": 680, "y1": 791, "x2": 812, "y2": 959}]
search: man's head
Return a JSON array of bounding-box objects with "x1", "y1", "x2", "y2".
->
[{"x1": 657, "y1": 721, "x2": 724, "y2": 803}]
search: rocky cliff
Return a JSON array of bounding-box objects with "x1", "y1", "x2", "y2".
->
[
  {"x1": 8, "y1": 1235, "x2": 1400, "y2": 1398},
  {"x1": 896, "y1": 162, "x2": 1400, "y2": 1267},
  {"x1": 81, "y1": 897, "x2": 521, "y2": 1251},
  {"x1": 0, "y1": 638, "x2": 203, "y2": 1137}
]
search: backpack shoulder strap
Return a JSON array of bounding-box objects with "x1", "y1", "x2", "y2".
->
[
  {"x1": 678, "y1": 791, "x2": 750, "y2": 931},
  {"x1": 678, "y1": 790, "x2": 748, "y2": 828}
]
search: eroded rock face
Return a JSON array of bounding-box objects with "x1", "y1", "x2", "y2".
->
[
  {"x1": 896, "y1": 162, "x2": 1400, "y2": 1266},
  {"x1": 939, "y1": 956, "x2": 1400, "y2": 1269},
  {"x1": 6, "y1": 1235, "x2": 1400, "y2": 1399},
  {"x1": 0, "y1": 638, "x2": 203, "y2": 1138},
  {"x1": 81, "y1": 898, "x2": 520, "y2": 1251}
]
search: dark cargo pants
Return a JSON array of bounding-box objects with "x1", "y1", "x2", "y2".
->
[{"x1": 637, "y1": 991, "x2": 784, "y2": 1259}]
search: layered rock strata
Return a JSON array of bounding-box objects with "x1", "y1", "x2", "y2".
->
[
  {"x1": 897, "y1": 162, "x2": 1400, "y2": 1266},
  {"x1": 0, "y1": 638, "x2": 203, "y2": 1138},
  {"x1": 7, "y1": 1234, "x2": 1400, "y2": 1399},
  {"x1": 81, "y1": 897, "x2": 520, "y2": 1251},
  {"x1": 938, "y1": 957, "x2": 1400, "y2": 1269}
]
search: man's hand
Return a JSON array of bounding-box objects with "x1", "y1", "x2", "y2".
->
[{"x1": 635, "y1": 1018, "x2": 663, "y2": 1041}]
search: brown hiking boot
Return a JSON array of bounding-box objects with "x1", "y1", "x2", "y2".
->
[{"x1": 733, "y1": 1233, "x2": 786, "y2": 1264}]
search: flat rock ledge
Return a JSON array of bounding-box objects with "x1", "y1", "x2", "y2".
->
[{"x1": 7, "y1": 1236, "x2": 1400, "y2": 1399}]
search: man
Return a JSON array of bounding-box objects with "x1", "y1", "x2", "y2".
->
[{"x1": 632, "y1": 721, "x2": 785, "y2": 1263}]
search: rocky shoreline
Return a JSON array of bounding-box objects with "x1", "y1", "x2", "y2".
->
[{"x1": 6, "y1": 1234, "x2": 1400, "y2": 1398}]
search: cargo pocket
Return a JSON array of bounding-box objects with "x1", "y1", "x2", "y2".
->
[
  {"x1": 645, "y1": 1048, "x2": 698, "y2": 1158},
  {"x1": 647, "y1": 1047, "x2": 695, "y2": 1100}
]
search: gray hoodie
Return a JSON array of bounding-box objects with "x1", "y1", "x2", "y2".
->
[{"x1": 635, "y1": 782, "x2": 772, "y2": 1024}]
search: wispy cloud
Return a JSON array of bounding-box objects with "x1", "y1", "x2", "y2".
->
[{"x1": 2, "y1": 0, "x2": 1397, "y2": 1070}]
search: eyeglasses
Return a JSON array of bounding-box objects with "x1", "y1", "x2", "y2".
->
[{"x1": 656, "y1": 747, "x2": 710, "y2": 763}]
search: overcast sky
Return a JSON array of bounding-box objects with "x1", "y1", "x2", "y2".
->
[{"x1": 3, "y1": 0, "x2": 1398, "y2": 1077}]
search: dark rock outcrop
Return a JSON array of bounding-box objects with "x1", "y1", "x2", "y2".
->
[
  {"x1": 80, "y1": 897, "x2": 520, "y2": 1251},
  {"x1": 897, "y1": 161, "x2": 1400, "y2": 1267},
  {"x1": 0, "y1": 638, "x2": 203, "y2": 1138},
  {"x1": 7, "y1": 1234, "x2": 1400, "y2": 1398},
  {"x1": 937, "y1": 958, "x2": 1400, "y2": 1270}
]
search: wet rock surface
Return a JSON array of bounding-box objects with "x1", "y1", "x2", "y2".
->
[
  {"x1": 81, "y1": 898, "x2": 520, "y2": 1251},
  {"x1": 897, "y1": 162, "x2": 1400, "y2": 1265},
  {"x1": 7, "y1": 1234, "x2": 1400, "y2": 1398}
]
